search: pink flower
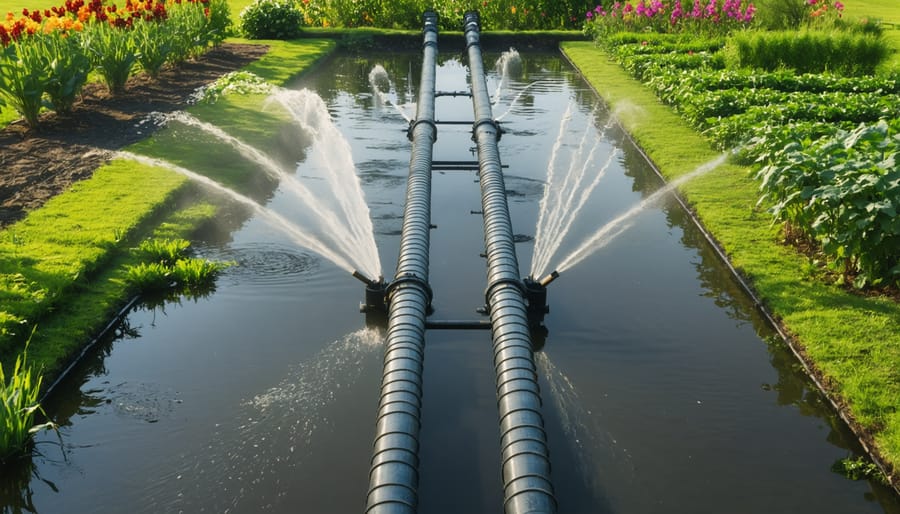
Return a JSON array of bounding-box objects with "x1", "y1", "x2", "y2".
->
[{"x1": 834, "y1": 0, "x2": 844, "y2": 11}]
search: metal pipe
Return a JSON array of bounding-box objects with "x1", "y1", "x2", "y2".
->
[
  {"x1": 365, "y1": 11, "x2": 438, "y2": 514},
  {"x1": 463, "y1": 11, "x2": 557, "y2": 514}
]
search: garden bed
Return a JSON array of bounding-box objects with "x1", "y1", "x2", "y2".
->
[{"x1": 0, "y1": 42, "x2": 268, "y2": 228}]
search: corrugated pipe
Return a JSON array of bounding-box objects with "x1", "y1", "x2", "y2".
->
[
  {"x1": 463, "y1": 11, "x2": 558, "y2": 514},
  {"x1": 365, "y1": 11, "x2": 438, "y2": 514}
]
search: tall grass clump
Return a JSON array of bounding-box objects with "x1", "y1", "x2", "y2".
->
[
  {"x1": 125, "y1": 238, "x2": 228, "y2": 293},
  {"x1": 724, "y1": 30, "x2": 890, "y2": 75},
  {"x1": 1, "y1": 339, "x2": 55, "y2": 463},
  {"x1": 137, "y1": 238, "x2": 190, "y2": 266}
]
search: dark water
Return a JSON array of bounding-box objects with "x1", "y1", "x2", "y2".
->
[{"x1": 4, "y1": 52, "x2": 899, "y2": 514}]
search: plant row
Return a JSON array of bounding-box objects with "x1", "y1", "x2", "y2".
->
[
  {"x1": 238, "y1": 0, "x2": 597, "y2": 39},
  {"x1": 602, "y1": 31, "x2": 899, "y2": 287},
  {"x1": 0, "y1": 0, "x2": 230, "y2": 128}
]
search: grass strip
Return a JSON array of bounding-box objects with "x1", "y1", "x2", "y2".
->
[
  {"x1": 561, "y1": 40, "x2": 900, "y2": 483},
  {"x1": 0, "y1": 38, "x2": 335, "y2": 381}
]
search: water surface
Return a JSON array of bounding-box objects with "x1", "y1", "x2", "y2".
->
[{"x1": 4, "y1": 51, "x2": 899, "y2": 514}]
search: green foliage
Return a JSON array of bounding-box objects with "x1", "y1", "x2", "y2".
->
[
  {"x1": 133, "y1": 18, "x2": 175, "y2": 78},
  {"x1": 0, "y1": 337, "x2": 55, "y2": 463},
  {"x1": 202, "y1": 0, "x2": 233, "y2": 47},
  {"x1": 295, "y1": 0, "x2": 595, "y2": 30},
  {"x1": 752, "y1": 0, "x2": 809, "y2": 29},
  {"x1": 239, "y1": 0, "x2": 303, "y2": 39},
  {"x1": 724, "y1": 29, "x2": 890, "y2": 76},
  {"x1": 124, "y1": 261, "x2": 173, "y2": 292},
  {"x1": 42, "y1": 30, "x2": 92, "y2": 114},
  {"x1": 84, "y1": 21, "x2": 138, "y2": 95},
  {"x1": 0, "y1": 41, "x2": 51, "y2": 128},
  {"x1": 137, "y1": 238, "x2": 191, "y2": 266},
  {"x1": 756, "y1": 119, "x2": 900, "y2": 287},
  {"x1": 831, "y1": 456, "x2": 888, "y2": 483},
  {"x1": 126, "y1": 237, "x2": 228, "y2": 293},
  {"x1": 171, "y1": 257, "x2": 228, "y2": 289}
]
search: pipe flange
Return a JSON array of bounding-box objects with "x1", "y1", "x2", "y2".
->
[
  {"x1": 387, "y1": 272, "x2": 434, "y2": 306},
  {"x1": 407, "y1": 118, "x2": 437, "y2": 142},
  {"x1": 484, "y1": 277, "x2": 526, "y2": 306},
  {"x1": 472, "y1": 118, "x2": 502, "y2": 141}
]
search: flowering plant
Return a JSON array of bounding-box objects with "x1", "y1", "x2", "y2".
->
[{"x1": 584, "y1": 0, "x2": 756, "y2": 37}]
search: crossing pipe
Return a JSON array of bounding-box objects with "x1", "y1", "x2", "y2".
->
[
  {"x1": 365, "y1": 11, "x2": 438, "y2": 514},
  {"x1": 463, "y1": 11, "x2": 557, "y2": 514}
]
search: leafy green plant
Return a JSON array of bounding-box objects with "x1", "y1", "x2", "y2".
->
[
  {"x1": 0, "y1": 41, "x2": 51, "y2": 128},
  {"x1": 133, "y1": 18, "x2": 174, "y2": 78},
  {"x1": 84, "y1": 20, "x2": 138, "y2": 95},
  {"x1": 832, "y1": 456, "x2": 887, "y2": 484},
  {"x1": 240, "y1": 0, "x2": 303, "y2": 39},
  {"x1": 1, "y1": 336, "x2": 56, "y2": 464},
  {"x1": 137, "y1": 238, "x2": 191, "y2": 267},
  {"x1": 171, "y1": 257, "x2": 227, "y2": 290},
  {"x1": 127, "y1": 238, "x2": 228, "y2": 293},
  {"x1": 42, "y1": 30, "x2": 92, "y2": 114},
  {"x1": 756, "y1": 119, "x2": 900, "y2": 287},
  {"x1": 125, "y1": 261, "x2": 174, "y2": 292}
]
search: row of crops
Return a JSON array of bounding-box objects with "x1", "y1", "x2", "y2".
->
[
  {"x1": 0, "y1": 0, "x2": 231, "y2": 128},
  {"x1": 599, "y1": 29, "x2": 899, "y2": 288}
]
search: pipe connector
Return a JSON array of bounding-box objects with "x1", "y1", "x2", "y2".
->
[
  {"x1": 355, "y1": 270, "x2": 389, "y2": 329},
  {"x1": 522, "y1": 272, "x2": 557, "y2": 329},
  {"x1": 407, "y1": 118, "x2": 437, "y2": 142}
]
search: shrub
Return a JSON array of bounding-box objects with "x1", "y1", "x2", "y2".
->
[
  {"x1": 724, "y1": 30, "x2": 890, "y2": 76},
  {"x1": 240, "y1": 0, "x2": 303, "y2": 39}
]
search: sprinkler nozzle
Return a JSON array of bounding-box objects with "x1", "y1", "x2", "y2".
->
[
  {"x1": 352, "y1": 270, "x2": 379, "y2": 288},
  {"x1": 538, "y1": 270, "x2": 559, "y2": 288}
]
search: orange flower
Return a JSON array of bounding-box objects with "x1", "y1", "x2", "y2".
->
[{"x1": 42, "y1": 15, "x2": 61, "y2": 33}]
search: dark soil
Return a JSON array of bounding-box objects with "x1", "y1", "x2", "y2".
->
[{"x1": 0, "y1": 42, "x2": 269, "y2": 228}]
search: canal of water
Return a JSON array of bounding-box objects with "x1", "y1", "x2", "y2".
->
[{"x1": 3, "y1": 50, "x2": 899, "y2": 514}]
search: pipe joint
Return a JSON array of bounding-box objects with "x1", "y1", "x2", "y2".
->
[
  {"x1": 388, "y1": 272, "x2": 434, "y2": 309},
  {"x1": 407, "y1": 118, "x2": 437, "y2": 142},
  {"x1": 521, "y1": 277, "x2": 550, "y2": 329},
  {"x1": 484, "y1": 276, "x2": 526, "y2": 307},
  {"x1": 472, "y1": 118, "x2": 502, "y2": 142}
]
